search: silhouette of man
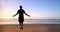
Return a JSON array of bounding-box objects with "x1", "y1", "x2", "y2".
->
[{"x1": 13, "y1": 5, "x2": 30, "y2": 29}]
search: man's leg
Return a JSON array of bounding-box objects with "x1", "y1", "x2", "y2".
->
[
  {"x1": 19, "y1": 22, "x2": 21, "y2": 26},
  {"x1": 20, "y1": 22, "x2": 23, "y2": 29},
  {"x1": 20, "y1": 22, "x2": 23, "y2": 27},
  {"x1": 20, "y1": 22, "x2": 23, "y2": 26}
]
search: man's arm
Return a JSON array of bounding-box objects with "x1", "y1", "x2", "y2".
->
[
  {"x1": 12, "y1": 11, "x2": 19, "y2": 17},
  {"x1": 24, "y1": 11, "x2": 30, "y2": 17}
]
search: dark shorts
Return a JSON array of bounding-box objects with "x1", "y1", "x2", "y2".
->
[
  {"x1": 18, "y1": 18, "x2": 24, "y2": 23},
  {"x1": 19, "y1": 20, "x2": 23, "y2": 23}
]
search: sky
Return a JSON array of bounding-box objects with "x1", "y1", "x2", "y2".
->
[{"x1": 0, "y1": 0, "x2": 60, "y2": 19}]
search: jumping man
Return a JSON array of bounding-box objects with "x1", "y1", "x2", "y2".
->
[{"x1": 13, "y1": 5, "x2": 30, "y2": 29}]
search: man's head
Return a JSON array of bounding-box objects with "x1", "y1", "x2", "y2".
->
[{"x1": 20, "y1": 5, "x2": 22, "y2": 9}]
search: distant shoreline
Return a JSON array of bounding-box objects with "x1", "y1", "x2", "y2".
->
[{"x1": 0, "y1": 19, "x2": 60, "y2": 25}]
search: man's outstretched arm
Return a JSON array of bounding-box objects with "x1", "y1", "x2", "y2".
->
[
  {"x1": 12, "y1": 11, "x2": 19, "y2": 17},
  {"x1": 24, "y1": 11, "x2": 30, "y2": 17}
]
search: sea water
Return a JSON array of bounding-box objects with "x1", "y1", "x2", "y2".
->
[{"x1": 0, "y1": 19, "x2": 60, "y2": 24}]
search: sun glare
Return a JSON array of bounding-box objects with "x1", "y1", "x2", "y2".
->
[{"x1": 0, "y1": 10, "x2": 17, "y2": 19}]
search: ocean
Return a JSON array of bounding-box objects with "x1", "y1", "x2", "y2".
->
[{"x1": 0, "y1": 19, "x2": 60, "y2": 24}]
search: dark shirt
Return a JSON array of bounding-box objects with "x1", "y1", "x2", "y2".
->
[{"x1": 17, "y1": 9, "x2": 25, "y2": 22}]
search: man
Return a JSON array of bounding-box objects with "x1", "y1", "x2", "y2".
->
[{"x1": 13, "y1": 5, "x2": 30, "y2": 29}]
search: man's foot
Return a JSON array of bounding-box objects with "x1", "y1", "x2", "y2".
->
[{"x1": 20, "y1": 27, "x2": 23, "y2": 30}]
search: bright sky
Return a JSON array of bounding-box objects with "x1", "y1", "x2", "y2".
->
[{"x1": 0, "y1": 0, "x2": 60, "y2": 19}]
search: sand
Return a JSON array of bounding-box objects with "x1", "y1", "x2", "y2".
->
[{"x1": 0, "y1": 24, "x2": 60, "y2": 32}]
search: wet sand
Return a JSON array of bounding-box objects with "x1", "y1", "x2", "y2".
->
[{"x1": 0, "y1": 24, "x2": 60, "y2": 32}]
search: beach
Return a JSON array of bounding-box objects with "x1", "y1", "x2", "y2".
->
[{"x1": 0, "y1": 24, "x2": 60, "y2": 32}]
